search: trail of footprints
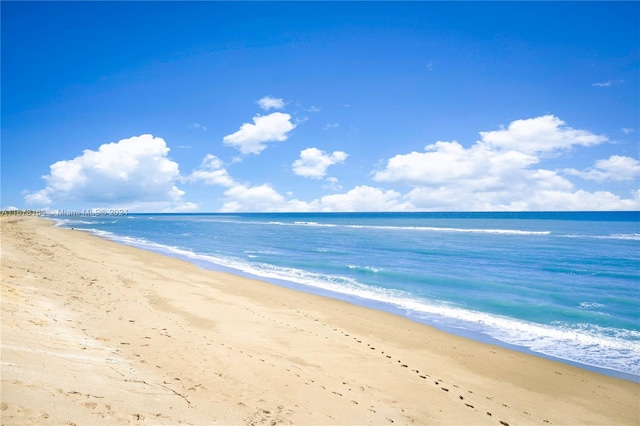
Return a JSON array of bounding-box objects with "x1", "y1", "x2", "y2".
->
[
  {"x1": 3, "y1": 223, "x2": 546, "y2": 425},
  {"x1": 239, "y1": 304, "x2": 553, "y2": 426},
  {"x1": 111, "y1": 292, "x2": 552, "y2": 426}
]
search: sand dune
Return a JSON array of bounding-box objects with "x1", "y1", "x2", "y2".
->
[{"x1": 1, "y1": 217, "x2": 638, "y2": 425}]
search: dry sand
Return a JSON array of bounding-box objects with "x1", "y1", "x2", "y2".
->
[{"x1": 1, "y1": 216, "x2": 638, "y2": 425}]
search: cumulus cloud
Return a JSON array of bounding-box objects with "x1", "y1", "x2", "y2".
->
[
  {"x1": 565, "y1": 155, "x2": 640, "y2": 182},
  {"x1": 184, "y1": 154, "x2": 235, "y2": 187},
  {"x1": 402, "y1": 183, "x2": 638, "y2": 212},
  {"x1": 521, "y1": 190, "x2": 639, "y2": 211},
  {"x1": 292, "y1": 148, "x2": 348, "y2": 179},
  {"x1": 218, "y1": 183, "x2": 405, "y2": 213},
  {"x1": 257, "y1": 96, "x2": 285, "y2": 111},
  {"x1": 221, "y1": 184, "x2": 286, "y2": 212},
  {"x1": 373, "y1": 115, "x2": 606, "y2": 188},
  {"x1": 223, "y1": 112, "x2": 296, "y2": 155},
  {"x1": 373, "y1": 140, "x2": 538, "y2": 186},
  {"x1": 317, "y1": 186, "x2": 404, "y2": 212},
  {"x1": 220, "y1": 184, "x2": 315, "y2": 212},
  {"x1": 215, "y1": 114, "x2": 637, "y2": 213},
  {"x1": 478, "y1": 115, "x2": 607, "y2": 154},
  {"x1": 24, "y1": 134, "x2": 193, "y2": 211},
  {"x1": 373, "y1": 115, "x2": 638, "y2": 211}
]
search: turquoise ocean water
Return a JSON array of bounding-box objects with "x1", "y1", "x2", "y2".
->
[{"x1": 51, "y1": 212, "x2": 639, "y2": 381}]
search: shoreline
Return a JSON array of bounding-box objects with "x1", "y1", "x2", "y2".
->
[
  {"x1": 48, "y1": 215, "x2": 639, "y2": 382},
  {"x1": 117, "y1": 245, "x2": 640, "y2": 383},
  {"x1": 2, "y1": 216, "x2": 638, "y2": 425}
]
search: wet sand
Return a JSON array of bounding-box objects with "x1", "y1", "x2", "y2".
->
[{"x1": 1, "y1": 216, "x2": 638, "y2": 425}]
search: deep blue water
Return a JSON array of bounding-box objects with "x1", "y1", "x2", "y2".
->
[{"x1": 51, "y1": 212, "x2": 640, "y2": 381}]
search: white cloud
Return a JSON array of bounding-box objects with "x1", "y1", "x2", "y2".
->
[
  {"x1": 403, "y1": 177, "x2": 539, "y2": 211},
  {"x1": 220, "y1": 184, "x2": 316, "y2": 212},
  {"x1": 221, "y1": 184, "x2": 286, "y2": 212},
  {"x1": 523, "y1": 190, "x2": 639, "y2": 211},
  {"x1": 292, "y1": 148, "x2": 348, "y2": 179},
  {"x1": 218, "y1": 179, "x2": 637, "y2": 213},
  {"x1": 322, "y1": 177, "x2": 342, "y2": 191},
  {"x1": 324, "y1": 123, "x2": 339, "y2": 130},
  {"x1": 403, "y1": 185, "x2": 637, "y2": 212},
  {"x1": 565, "y1": 155, "x2": 640, "y2": 182},
  {"x1": 373, "y1": 140, "x2": 538, "y2": 186},
  {"x1": 257, "y1": 96, "x2": 285, "y2": 111},
  {"x1": 24, "y1": 134, "x2": 192, "y2": 211},
  {"x1": 223, "y1": 112, "x2": 296, "y2": 155},
  {"x1": 592, "y1": 81, "x2": 613, "y2": 88},
  {"x1": 25, "y1": 189, "x2": 53, "y2": 205},
  {"x1": 184, "y1": 154, "x2": 236, "y2": 187},
  {"x1": 218, "y1": 183, "x2": 406, "y2": 213},
  {"x1": 622, "y1": 128, "x2": 634, "y2": 134},
  {"x1": 478, "y1": 115, "x2": 607, "y2": 154},
  {"x1": 372, "y1": 115, "x2": 638, "y2": 211},
  {"x1": 215, "y1": 114, "x2": 637, "y2": 213},
  {"x1": 317, "y1": 186, "x2": 405, "y2": 212},
  {"x1": 592, "y1": 80, "x2": 623, "y2": 87}
]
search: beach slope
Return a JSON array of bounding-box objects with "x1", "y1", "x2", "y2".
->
[{"x1": 1, "y1": 217, "x2": 638, "y2": 425}]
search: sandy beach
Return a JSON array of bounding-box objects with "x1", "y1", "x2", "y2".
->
[{"x1": 1, "y1": 217, "x2": 638, "y2": 425}]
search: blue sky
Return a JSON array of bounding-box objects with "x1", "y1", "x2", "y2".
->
[{"x1": 2, "y1": 1, "x2": 638, "y2": 212}]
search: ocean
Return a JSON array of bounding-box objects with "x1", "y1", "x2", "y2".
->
[{"x1": 50, "y1": 212, "x2": 639, "y2": 381}]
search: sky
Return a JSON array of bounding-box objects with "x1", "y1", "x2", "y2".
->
[{"x1": 2, "y1": 1, "x2": 639, "y2": 213}]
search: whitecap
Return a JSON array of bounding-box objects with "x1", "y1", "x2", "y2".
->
[{"x1": 579, "y1": 302, "x2": 606, "y2": 309}]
